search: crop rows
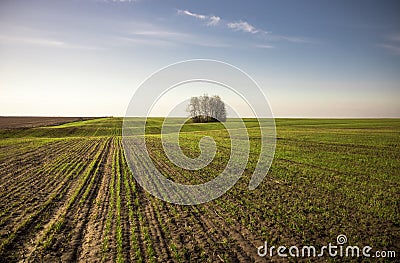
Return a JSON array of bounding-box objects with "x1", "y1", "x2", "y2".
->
[{"x1": 0, "y1": 117, "x2": 399, "y2": 262}]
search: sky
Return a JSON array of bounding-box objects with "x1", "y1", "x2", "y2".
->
[{"x1": 0, "y1": 0, "x2": 399, "y2": 117}]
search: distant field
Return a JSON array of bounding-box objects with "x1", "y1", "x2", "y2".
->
[
  {"x1": 0, "y1": 117, "x2": 399, "y2": 262},
  {"x1": 0, "y1": 117, "x2": 99, "y2": 129}
]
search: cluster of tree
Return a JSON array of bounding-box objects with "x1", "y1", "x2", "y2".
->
[{"x1": 187, "y1": 94, "x2": 227, "y2": 123}]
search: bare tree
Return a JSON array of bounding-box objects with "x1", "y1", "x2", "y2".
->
[
  {"x1": 213, "y1": 95, "x2": 227, "y2": 122},
  {"x1": 187, "y1": 96, "x2": 200, "y2": 119},
  {"x1": 187, "y1": 94, "x2": 226, "y2": 123}
]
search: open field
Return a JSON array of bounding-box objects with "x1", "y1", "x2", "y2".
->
[
  {"x1": 0, "y1": 117, "x2": 399, "y2": 262},
  {"x1": 0, "y1": 117, "x2": 99, "y2": 129}
]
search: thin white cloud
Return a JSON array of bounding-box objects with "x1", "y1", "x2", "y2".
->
[
  {"x1": 254, "y1": 44, "x2": 274, "y2": 49},
  {"x1": 177, "y1": 9, "x2": 221, "y2": 27},
  {"x1": 177, "y1": 10, "x2": 207, "y2": 20},
  {"x1": 131, "y1": 30, "x2": 188, "y2": 38},
  {"x1": 207, "y1": 16, "x2": 221, "y2": 26},
  {"x1": 227, "y1": 21, "x2": 258, "y2": 34},
  {"x1": 379, "y1": 44, "x2": 400, "y2": 55},
  {"x1": 267, "y1": 34, "x2": 314, "y2": 43},
  {"x1": 176, "y1": 9, "x2": 314, "y2": 47},
  {"x1": 378, "y1": 33, "x2": 400, "y2": 55},
  {"x1": 118, "y1": 36, "x2": 174, "y2": 47},
  {"x1": 388, "y1": 34, "x2": 400, "y2": 42},
  {"x1": 0, "y1": 35, "x2": 66, "y2": 47},
  {"x1": 178, "y1": 10, "x2": 260, "y2": 33},
  {"x1": 0, "y1": 35, "x2": 102, "y2": 50},
  {"x1": 121, "y1": 25, "x2": 229, "y2": 48}
]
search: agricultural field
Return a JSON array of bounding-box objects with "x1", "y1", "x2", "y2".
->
[
  {"x1": 0, "y1": 117, "x2": 399, "y2": 262},
  {"x1": 0, "y1": 117, "x2": 97, "y2": 129}
]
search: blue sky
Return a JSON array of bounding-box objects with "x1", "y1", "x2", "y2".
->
[{"x1": 0, "y1": 0, "x2": 399, "y2": 117}]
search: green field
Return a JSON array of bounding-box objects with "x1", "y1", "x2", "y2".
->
[{"x1": 0, "y1": 117, "x2": 398, "y2": 261}]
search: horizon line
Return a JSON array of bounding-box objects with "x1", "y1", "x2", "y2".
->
[{"x1": 1, "y1": 116, "x2": 399, "y2": 119}]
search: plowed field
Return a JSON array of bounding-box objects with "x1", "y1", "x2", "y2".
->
[{"x1": 0, "y1": 117, "x2": 398, "y2": 262}]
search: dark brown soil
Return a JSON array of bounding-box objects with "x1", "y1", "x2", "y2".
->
[{"x1": 0, "y1": 117, "x2": 99, "y2": 128}]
